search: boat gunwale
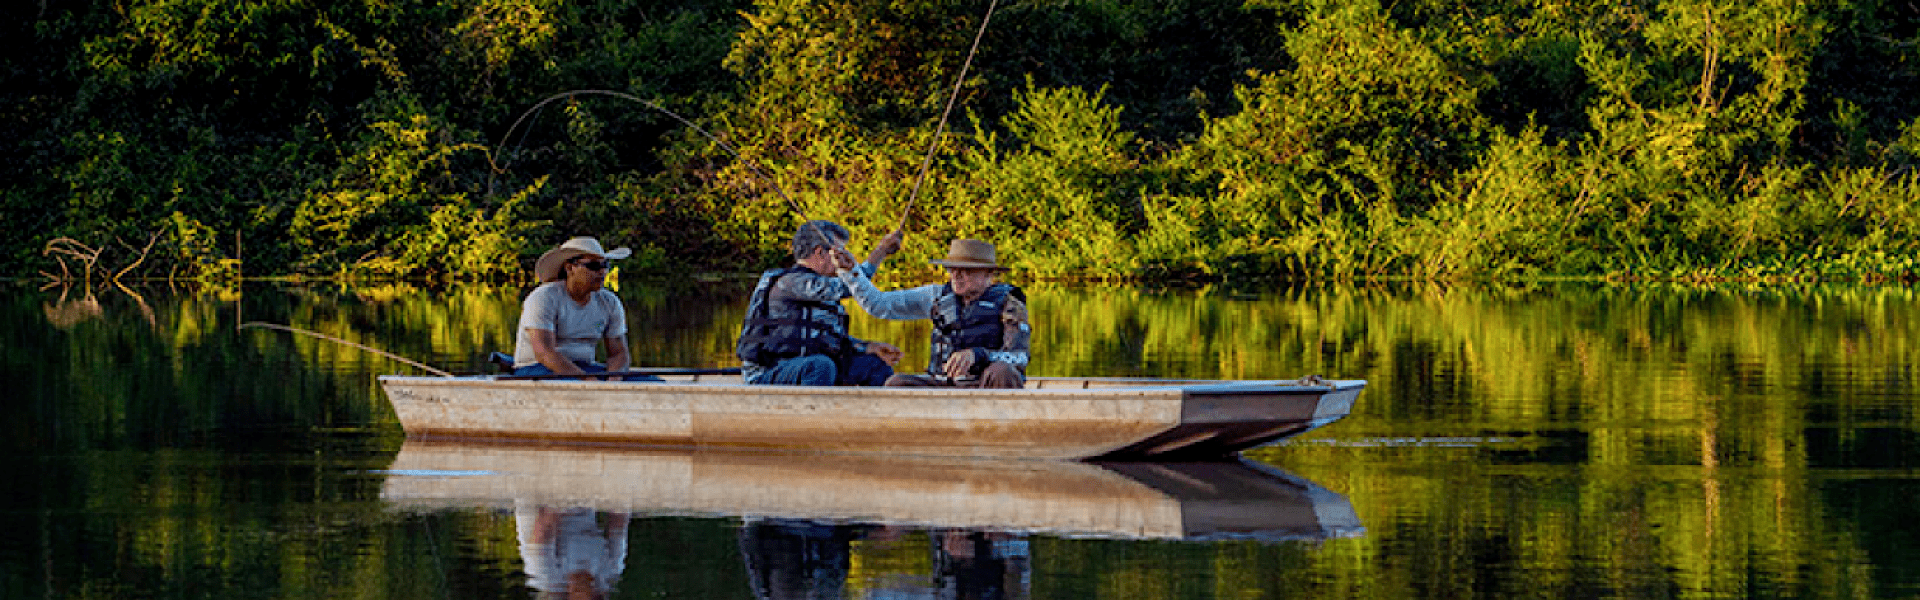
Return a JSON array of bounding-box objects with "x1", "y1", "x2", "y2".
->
[
  {"x1": 375, "y1": 376, "x2": 1367, "y2": 459},
  {"x1": 376, "y1": 374, "x2": 1365, "y2": 397}
]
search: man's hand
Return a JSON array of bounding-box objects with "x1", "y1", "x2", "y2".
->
[
  {"x1": 942, "y1": 348, "x2": 982, "y2": 379},
  {"x1": 866, "y1": 229, "x2": 904, "y2": 267},
  {"x1": 866, "y1": 341, "x2": 904, "y2": 366},
  {"x1": 833, "y1": 246, "x2": 861, "y2": 273},
  {"x1": 528, "y1": 328, "x2": 588, "y2": 376}
]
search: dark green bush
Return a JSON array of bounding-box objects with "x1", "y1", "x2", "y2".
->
[{"x1": 3, "y1": 0, "x2": 1916, "y2": 281}]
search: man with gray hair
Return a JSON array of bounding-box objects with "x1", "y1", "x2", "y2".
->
[{"x1": 735, "y1": 220, "x2": 905, "y2": 385}]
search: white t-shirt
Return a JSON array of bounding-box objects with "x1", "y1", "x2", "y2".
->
[
  {"x1": 515, "y1": 504, "x2": 628, "y2": 594},
  {"x1": 513, "y1": 282, "x2": 628, "y2": 368}
]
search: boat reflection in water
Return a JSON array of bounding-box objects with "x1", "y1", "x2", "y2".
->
[{"x1": 380, "y1": 441, "x2": 1363, "y2": 599}]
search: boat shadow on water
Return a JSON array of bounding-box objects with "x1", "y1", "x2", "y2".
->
[{"x1": 378, "y1": 442, "x2": 1365, "y2": 599}]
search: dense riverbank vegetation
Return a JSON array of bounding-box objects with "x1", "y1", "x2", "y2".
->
[{"x1": 4, "y1": 0, "x2": 1917, "y2": 281}]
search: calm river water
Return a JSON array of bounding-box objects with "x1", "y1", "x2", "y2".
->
[{"x1": 4, "y1": 278, "x2": 1917, "y2": 599}]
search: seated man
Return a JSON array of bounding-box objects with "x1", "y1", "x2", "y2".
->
[
  {"x1": 837, "y1": 238, "x2": 1030, "y2": 389},
  {"x1": 512, "y1": 236, "x2": 659, "y2": 381},
  {"x1": 736, "y1": 220, "x2": 904, "y2": 386}
]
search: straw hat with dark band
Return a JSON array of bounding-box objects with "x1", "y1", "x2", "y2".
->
[
  {"x1": 534, "y1": 237, "x2": 632, "y2": 282},
  {"x1": 928, "y1": 239, "x2": 1009, "y2": 271}
]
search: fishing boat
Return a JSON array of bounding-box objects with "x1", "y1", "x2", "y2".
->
[
  {"x1": 378, "y1": 372, "x2": 1364, "y2": 460},
  {"x1": 379, "y1": 441, "x2": 1365, "y2": 542}
]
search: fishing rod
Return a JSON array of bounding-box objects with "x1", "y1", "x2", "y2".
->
[
  {"x1": 899, "y1": 0, "x2": 1001, "y2": 232},
  {"x1": 495, "y1": 0, "x2": 1000, "y2": 255},
  {"x1": 494, "y1": 89, "x2": 873, "y2": 269},
  {"x1": 490, "y1": 89, "x2": 813, "y2": 222},
  {"x1": 240, "y1": 6, "x2": 1004, "y2": 380},
  {"x1": 239, "y1": 322, "x2": 454, "y2": 377},
  {"x1": 241, "y1": 84, "x2": 873, "y2": 379}
]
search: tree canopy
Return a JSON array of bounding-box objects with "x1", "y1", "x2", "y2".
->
[{"x1": 4, "y1": 0, "x2": 1916, "y2": 281}]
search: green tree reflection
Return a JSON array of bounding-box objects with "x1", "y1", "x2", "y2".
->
[{"x1": 4, "y1": 280, "x2": 1917, "y2": 598}]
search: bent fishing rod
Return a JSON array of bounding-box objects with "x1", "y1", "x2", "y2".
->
[
  {"x1": 494, "y1": 88, "x2": 878, "y2": 270},
  {"x1": 246, "y1": 2, "x2": 1004, "y2": 375},
  {"x1": 241, "y1": 95, "x2": 836, "y2": 376},
  {"x1": 499, "y1": 0, "x2": 1001, "y2": 241},
  {"x1": 490, "y1": 89, "x2": 815, "y2": 222},
  {"x1": 240, "y1": 91, "x2": 827, "y2": 377},
  {"x1": 900, "y1": 0, "x2": 1000, "y2": 232}
]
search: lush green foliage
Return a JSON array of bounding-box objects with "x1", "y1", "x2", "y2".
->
[{"x1": 2, "y1": 0, "x2": 1916, "y2": 280}]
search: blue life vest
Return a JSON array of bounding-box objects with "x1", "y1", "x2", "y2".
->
[
  {"x1": 736, "y1": 267, "x2": 851, "y2": 367},
  {"x1": 927, "y1": 283, "x2": 1024, "y2": 373}
]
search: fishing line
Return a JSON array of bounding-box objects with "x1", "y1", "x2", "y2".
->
[
  {"x1": 899, "y1": 0, "x2": 1001, "y2": 231},
  {"x1": 491, "y1": 89, "x2": 871, "y2": 272},
  {"x1": 489, "y1": 90, "x2": 815, "y2": 227},
  {"x1": 239, "y1": 322, "x2": 454, "y2": 377}
]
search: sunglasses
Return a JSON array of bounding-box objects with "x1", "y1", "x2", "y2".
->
[{"x1": 571, "y1": 259, "x2": 611, "y2": 271}]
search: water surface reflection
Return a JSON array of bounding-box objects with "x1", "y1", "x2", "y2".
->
[
  {"x1": 388, "y1": 443, "x2": 1360, "y2": 600},
  {"x1": 740, "y1": 520, "x2": 1030, "y2": 600},
  {"x1": 7, "y1": 280, "x2": 1920, "y2": 598},
  {"x1": 516, "y1": 505, "x2": 628, "y2": 600},
  {"x1": 380, "y1": 442, "x2": 1362, "y2": 542}
]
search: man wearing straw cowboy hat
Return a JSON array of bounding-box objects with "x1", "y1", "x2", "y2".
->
[
  {"x1": 511, "y1": 236, "x2": 658, "y2": 381},
  {"x1": 737, "y1": 220, "x2": 906, "y2": 386},
  {"x1": 836, "y1": 238, "x2": 1031, "y2": 389}
]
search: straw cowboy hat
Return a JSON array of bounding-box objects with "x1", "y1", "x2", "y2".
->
[
  {"x1": 928, "y1": 239, "x2": 1010, "y2": 271},
  {"x1": 534, "y1": 237, "x2": 632, "y2": 281}
]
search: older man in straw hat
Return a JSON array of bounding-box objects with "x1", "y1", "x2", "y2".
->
[
  {"x1": 835, "y1": 238, "x2": 1030, "y2": 388},
  {"x1": 511, "y1": 236, "x2": 658, "y2": 381}
]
